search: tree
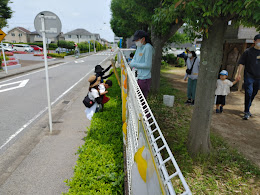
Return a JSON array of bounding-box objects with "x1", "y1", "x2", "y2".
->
[
  {"x1": 110, "y1": 0, "x2": 187, "y2": 92},
  {"x1": 176, "y1": 0, "x2": 260, "y2": 156},
  {"x1": 0, "y1": 0, "x2": 12, "y2": 28}
]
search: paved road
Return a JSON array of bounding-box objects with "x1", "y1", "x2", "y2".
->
[{"x1": 0, "y1": 50, "x2": 114, "y2": 152}]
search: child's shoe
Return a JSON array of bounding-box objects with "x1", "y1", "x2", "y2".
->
[
  {"x1": 216, "y1": 109, "x2": 220, "y2": 113},
  {"x1": 220, "y1": 106, "x2": 223, "y2": 113},
  {"x1": 185, "y1": 99, "x2": 192, "y2": 104}
]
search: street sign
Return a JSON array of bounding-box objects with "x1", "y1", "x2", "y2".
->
[
  {"x1": 34, "y1": 11, "x2": 63, "y2": 133},
  {"x1": 0, "y1": 29, "x2": 6, "y2": 42},
  {"x1": 34, "y1": 11, "x2": 62, "y2": 38}
]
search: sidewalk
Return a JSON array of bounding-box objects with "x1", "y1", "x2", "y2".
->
[{"x1": 0, "y1": 57, "x2": 112, "y2": 194}]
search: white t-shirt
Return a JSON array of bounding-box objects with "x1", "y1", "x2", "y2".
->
[
  {"x1": 88, "y1": 88, "x2": 99, "y2": 101},
  {"x1": 98, "y1": 83, "x2": 106, "y2": 94},
  {"x1": 215, "y1": 79, "x2": 233, "y2": 95}
]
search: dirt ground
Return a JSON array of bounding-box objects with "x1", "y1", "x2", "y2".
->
[{"x1": 162, "y1": 68, "x2": 260, "y2": 168}]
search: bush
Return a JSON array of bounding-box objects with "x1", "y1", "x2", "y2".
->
[
  {"x1": 64, "y1": 70, "x2": 124, "y2": 194},
  {"x1": 176, "y1": 58, "x2": 185, "y2": 67},
  {"x1": 47, "y1": 53, "x2": 66, "y2": 58},
  {"x1": 162, "y1": 53, "x2": 177, "y2": 65}
]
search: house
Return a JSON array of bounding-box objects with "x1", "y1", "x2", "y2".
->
[
  {"x1": 101, "y1": 38, "x2": 109, "y2": 46},
  {"x1": 64, "y1": 28, "x2": 96, "y2": 43},
  {"x1": 4, "y1": 27, "x2": 31, "y2": 43},
  {"x1": 29, "y1": 31, "x2": 65, "y2": 43},
  {"x1": 94, "y1": 33, "x2": 101, "y2": 42}
]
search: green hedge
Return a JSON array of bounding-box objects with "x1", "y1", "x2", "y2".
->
[
  {"x1": 47, "y1": 53, "x2": 66, "y2": 58},
  {"x1": 64, "y1": 71, "x2": 124, "y2": 194}
]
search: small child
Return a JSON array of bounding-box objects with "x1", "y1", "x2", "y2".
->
[
  {"x1": 128, "y1": 53, "x2": 134, "y2": 63},
  {"x1": 99, "y1": 80, "x2": 113, "y2": 105},
  {"x1": 215, "y1": 70, "x2": 239, "y2": 113}
]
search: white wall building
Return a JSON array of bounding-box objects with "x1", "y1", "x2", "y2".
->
[{"x1": 64, "y1": 28, "x2": 97, "y2": 43}]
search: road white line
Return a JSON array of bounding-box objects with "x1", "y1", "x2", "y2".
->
[
  {"x1": 0, "y1": 55, "x2": 110, "y2": 151},
  {"x1": 0, "y1": 62, "x2": 69, "y2": 84},
  {"x1": 0, "y1": 79, "x2": 29, "y2": 93}
]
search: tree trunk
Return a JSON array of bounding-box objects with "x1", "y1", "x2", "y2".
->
[
  {"x1": 188, "y1": 18, "x2": 227, "y2": 156},
  {"x1": 150, "y1": 23, "x2": 183, "y2": 93},
  {"x1": 151, "y1": 35, "x2": 164, "y2": 93}
]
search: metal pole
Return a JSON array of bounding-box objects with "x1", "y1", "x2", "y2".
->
[
  {"x1": 41, "y1": 15, "x2": 53, "y2": 133},
  {"x1": 89, "y1": 41, "x2": 90, "y2": 53},
  {"x1": 1, "y1": 41, "x2": 8, "y2": 74},
  {"x1": 94, "y1": 40, "x2": 96, "y2": 53}
]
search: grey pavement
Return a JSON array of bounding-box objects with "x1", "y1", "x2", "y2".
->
[
  {"x1": 0, "y1": 53, "x2": 113, "y2": 194},
  {"x1": 0, "y1": 52, "x2": 94, "y2": 80}
]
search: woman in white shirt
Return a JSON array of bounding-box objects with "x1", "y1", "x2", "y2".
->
[{"x1": 184, "y1": 47, "x2": 200, "y2": 105}]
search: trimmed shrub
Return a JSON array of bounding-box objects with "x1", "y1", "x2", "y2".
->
[
  {"x1": 47, "y1": 53, "x2": 66, "y2": 58},
  {"x1": 64, "y1": 70, "x2": 124, "y2": 194}
]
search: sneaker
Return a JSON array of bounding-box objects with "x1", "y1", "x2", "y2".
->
[
  {"x1": 216, "y1": 109, "x2": 220, "y2": 113},
  {"x1": 191, "y1": 100, "x2": 195, "y2": 105},
  {"x1": 243, "y1": 112, "x2": 250, "y2": 120},
  {"x1": 220, "y1": 106, "x2": 223, "y2": 113},
  {"x1": 244, "y1": 112, "x2": 252, "y2": 117},
  {"x1": 185, "y1": 99, "x2": 192, "y2": 104}
]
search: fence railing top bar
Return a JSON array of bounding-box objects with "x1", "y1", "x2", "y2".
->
[{"x1": 119, "y1": 49, "x2": 192, "y2": 195}]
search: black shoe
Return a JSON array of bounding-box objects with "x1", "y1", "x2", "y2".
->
[
  {"x1": 185, "y1": 99, "x2": 192, "y2": 104},
  {"x1": 216, "y1": 109, "x2": 220, "y2": 113},
  {"x1": 243, "y1": 112, "x2": 250, "y2": 120},
  {"x1": 220, "y1": 106, "x2": 223, "y2": 113},
  {"x1": 191, "y1": 100, "x2": 195, "y2": 105}
]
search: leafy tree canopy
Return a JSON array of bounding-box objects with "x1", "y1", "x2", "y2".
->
[{"x1": 0, "y1": 0, "x2": 12, "y2": 28}]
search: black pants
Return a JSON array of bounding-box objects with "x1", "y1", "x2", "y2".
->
[{"x1": 216, "y1": 95, "x2": 226, "y2": 105}]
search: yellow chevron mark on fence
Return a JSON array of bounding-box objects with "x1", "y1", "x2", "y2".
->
[{"x1": 134, "y1": 145, "x2": 148, "y2": 182}]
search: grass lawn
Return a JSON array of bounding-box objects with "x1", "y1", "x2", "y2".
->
[{"x1": 147, "y1": 67, "x2": 260, "y2": 194}]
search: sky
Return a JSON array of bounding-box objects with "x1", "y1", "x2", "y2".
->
[{"x1": 2, "y1": 0, "x2": 115, "y2": 42}]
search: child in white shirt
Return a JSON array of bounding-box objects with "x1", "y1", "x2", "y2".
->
[{"x1": 215, "y1": 70, "x2": 239, "y2": 113}]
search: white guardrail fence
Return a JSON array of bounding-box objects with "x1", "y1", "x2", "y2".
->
[{"x1": 117, "y1": 49, "x2": 191, "y2": 195}]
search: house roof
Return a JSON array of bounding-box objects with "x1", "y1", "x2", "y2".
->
[
  {"x1": 101, "y1": 38, "x2": 108, "y2": 42},
  {"x1": 8, "y1": 27, "x2": 31, "y2": 34},
  {"x1": 64, "y1": 28, "x2": 93, "y2": 36}
]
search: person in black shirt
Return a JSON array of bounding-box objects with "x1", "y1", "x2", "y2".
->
[
  {"x1": 237, "y1": 34, "x2": 260, "y2": 120},
  {"x1": 94, "y1": 64, "x2": 113, "y2": 83}
]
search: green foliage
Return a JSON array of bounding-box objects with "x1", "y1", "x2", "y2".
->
[
  {"x1": 58, "y1": 40, "x2": 75, "y2": 49},
  {"x1": 162, "y1": 53, "x2": 177, "y2": 64},
  {"x1": 64, "y1": 71, "x2": 124, "y2": 194},
  {"x1": 148, "y1": 72, "x2": 260, "y2": 194},
  {"x1": 47, "y1": 53, "x2": 66, "y2": 58},
  {"x1": 176, "y1": 58, "x2": 185, "y2": 67},
  {"x1": 0, "y1": 0, "x2": 12, "y2": 28}
]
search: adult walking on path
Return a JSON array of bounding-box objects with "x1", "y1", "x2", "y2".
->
[
  {"x1": 184, "y1": 47, "x2": 200, "y2": 105},
  {"x1": 130, "y1": 30, "x2": 153, "y2": 99},
  {"x1": 236, "y1": 34, "x2": 260, "y2": 120}
]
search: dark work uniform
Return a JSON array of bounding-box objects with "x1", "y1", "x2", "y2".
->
[{"x1": 238, "y1": 47, "x2": 260, "y2": 113}]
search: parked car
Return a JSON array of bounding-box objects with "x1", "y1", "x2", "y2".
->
[
  {"x1": 30, "y1": 45, "x2": 43, "y2": 51},
  {"x1": 13, "y1": 44, "x2": 34, "y2": 52},
  {"x1": 55, "y1": 47, "x2": 68, "y2": 53},
  {"x1": 0, "y1": 45, "x2": 15, "y2": 52}
]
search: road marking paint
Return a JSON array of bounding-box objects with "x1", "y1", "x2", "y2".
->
[
  {"x1": 0, "y1": 55, "x2": 111, "y2": 151},
  {"x1": 74, "y1": 60, "x2": 84, "y2": 63},
  {"x1": 0, "y1": 79, "x2": 29, "y2": 93}
]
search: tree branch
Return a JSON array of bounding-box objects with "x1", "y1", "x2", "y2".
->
[{"x1": 162, "y1": 20, "x2": 184, "y2": 43}]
